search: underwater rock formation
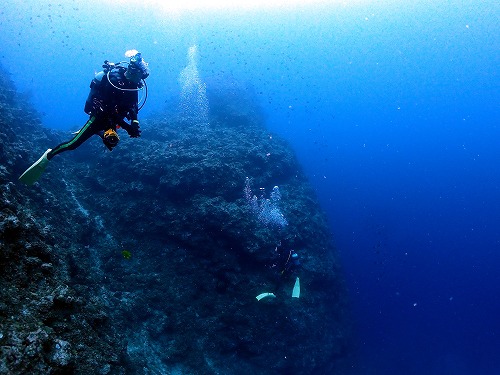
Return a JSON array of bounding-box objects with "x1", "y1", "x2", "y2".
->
[
  {"x1": 0, "y1": 66, "x2": 350, "y2": 374},
  {"x1": 0, "y1": 66, "x2": 126, "y2": 374}
]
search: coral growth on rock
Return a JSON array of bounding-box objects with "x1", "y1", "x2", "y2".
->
[{"x1": 0, "y1": 65, "x2": 350, "y2": 374}]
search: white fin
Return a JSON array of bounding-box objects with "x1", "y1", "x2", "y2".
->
[
  {"x1": 18, "y1": 149, "x2": 52, "y2": 185},
  {"x1": 256, "y1": 292, "x2": 276, "y2": 301},
  {"x1": 292, "y1": 277, "x2": 300, "y2": 298}
]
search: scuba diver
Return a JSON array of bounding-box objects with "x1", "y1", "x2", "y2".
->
[
  {"x1": 19, "y1": 50, "x2": 150, "y2": 185},
  {"x1": 269, "y1": 244, "x2": 303, "y2": 298},
  {"x1": 280, "y1": 249, "x2": 301, "y2": 277},
  {"x1": 271, "y1": 242, "x2": 302, "y2": 277}
]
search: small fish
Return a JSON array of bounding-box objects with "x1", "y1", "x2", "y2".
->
[{"x1": 122, "y1": 250, "x2": 132, "y2": 259}]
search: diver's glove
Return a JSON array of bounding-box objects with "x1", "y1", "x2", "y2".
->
[{"x1": 127, "y1": 120, "x2": 141, "y2": 138}]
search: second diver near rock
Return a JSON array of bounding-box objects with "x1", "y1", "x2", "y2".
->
[
  {"x1": 19, "y1": 50, "x2": 150, "y2": 185},
  {"x1": 271, "y1": 242, "x2": 302, "y2": 278},
  {"x1": 280, "y1": 249, "x2": 301, "y2": 277}
]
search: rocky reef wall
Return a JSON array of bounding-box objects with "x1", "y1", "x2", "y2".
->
[{"x1": 0, "y1": 66, "x2": 350, "y2": 374}]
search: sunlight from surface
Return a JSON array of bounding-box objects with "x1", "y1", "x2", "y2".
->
[{"x1": 114, "y1": 0, "x2": 359, "y2": 12}]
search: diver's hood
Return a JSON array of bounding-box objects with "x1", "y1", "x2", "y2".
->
[{"x1": 128, "y1": 53, "x2": 149, "y2": 80}]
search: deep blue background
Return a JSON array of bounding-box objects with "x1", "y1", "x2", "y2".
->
[{"x1": 1, "y1": 1, "x2": 499, "y2": 373}]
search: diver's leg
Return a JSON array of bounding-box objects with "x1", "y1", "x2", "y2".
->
[
  {"x1": 47, "y1": 116, "x2": 98, "y2": 160},
  {"x1": 19, "y1": 116, "x2": 103, "y2": 185}
]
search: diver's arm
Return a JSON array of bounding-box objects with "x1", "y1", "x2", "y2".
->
[
  {"x1": 127, "y1": 103, "x2": 138, "y2": 122},
  {"x1": 120, "y1": 118, "x2": 141, "y2": 138}
]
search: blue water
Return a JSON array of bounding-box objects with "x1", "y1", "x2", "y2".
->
[{"x1": 1, "y1": 1, "x2": 499, "y2": 374}]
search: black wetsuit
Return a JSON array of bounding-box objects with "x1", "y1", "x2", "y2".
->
[{"x1": 47, "y1": 67, "x2": 140, "y2": 159}]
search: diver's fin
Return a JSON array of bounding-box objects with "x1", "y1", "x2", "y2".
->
[
  {"x1": 292, "y1": 277, "x2": 300, "y2": 298},
  {"x1": 256, "y1": 292, "x2": 276, "y2": 301},
  {"x1": 18, "y1": 149, "x2": 52, "y2": 185}
]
